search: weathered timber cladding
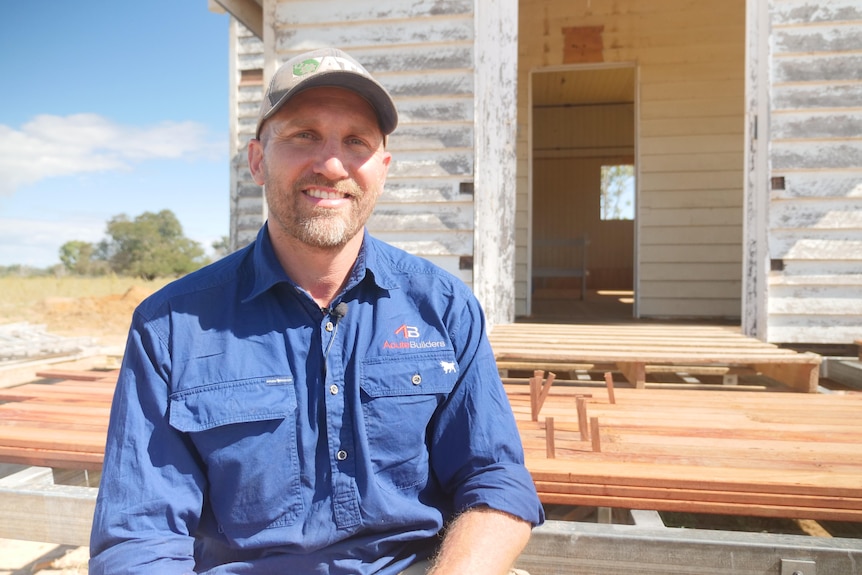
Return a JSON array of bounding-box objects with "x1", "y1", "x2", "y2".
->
[
  {"x1": 472, "y1": 0, "x2": 519, "y2": 324},
  {"x1": 219, "y1": 0, "x2": 862, "y2": 343},
  {"x1": 767, "y1": 0, "x2": 862, "y2": 344},
  {"x1": 272, "y1": 0, "x2": 473, "y2": 24},
  {"x1": 260, "y1": 0, "x2": 478, "y2": 286},
  {"x1": 517, "y1": 0, "x2": 746, "y2": 318},
  {"x1": 773, "y1": 82, "x2": 862, "y2": 111},
  {"x1": 229, "y1": 20, "x2": 265, "y2": 250}
]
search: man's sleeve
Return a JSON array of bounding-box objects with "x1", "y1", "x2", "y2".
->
[
  {"x1": 430, "y1": 291, "x2": 545, "y2": 527},
  {"x1": 89, "y1": 310, "x2": 205, "y2": 574}
]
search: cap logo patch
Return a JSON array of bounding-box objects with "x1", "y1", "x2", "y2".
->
[{"x1": 293, "y1": 58, "x2": 321, "y2": 76}]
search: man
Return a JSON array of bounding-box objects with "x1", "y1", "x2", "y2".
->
[{"x1": 90, "y1": 47, "x2": 544, "y2": 574}]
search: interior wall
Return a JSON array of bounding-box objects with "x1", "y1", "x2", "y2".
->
[
  {"x1": 517, "y1": 0, "x2": 746, "y2": 319},
  {"x1": 532, "y1": 102, "x2": 634, "y2": 291}
]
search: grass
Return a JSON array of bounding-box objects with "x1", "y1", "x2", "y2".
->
[
  {"x1": 0, "y1": 275, "x2": 174, "y2": 347},
  {"x1": 0, "y1": 275, "x2": 170, "y2": 324}
]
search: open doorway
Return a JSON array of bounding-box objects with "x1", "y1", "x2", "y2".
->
[{"x1": 528, "y1": 64, "x2": 637, "y2": 320}]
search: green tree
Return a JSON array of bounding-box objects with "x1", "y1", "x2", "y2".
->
[
  {"x1": 600, "y1": 164, "x2": 635, "y2": 220},
  {"x1": 59, "y1": 240, "x2": 98, "y2": 275},
  {"x1": 102, "y1": 210, "x2": 206, "y2": 280},
  {"x1": 211, "y1": 235, "x2": 231, "y2": 259}
]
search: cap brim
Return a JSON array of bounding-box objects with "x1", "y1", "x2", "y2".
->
[{"x1": 257, "y1": 70, "x2": 397, "y2": 138}]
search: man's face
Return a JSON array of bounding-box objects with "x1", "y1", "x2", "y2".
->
[{"x1": 248, "y1": 87, "x2": 391, "y2": 249}]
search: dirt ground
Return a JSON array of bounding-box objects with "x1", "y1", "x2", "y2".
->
[
  {"x1": 0, "y1": 540, "x2": 88, "y2": 575},
  {"x1": 33, "y1": 284, "x2": 154, "y2": 350}
]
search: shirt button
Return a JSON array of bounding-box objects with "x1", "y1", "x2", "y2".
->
[
  {"x1": 336, "y1": 450, "x2": 348, "y2": 461},
  {"x1": 325, "y1": 321, "x2": 334, "y2": 332},
  {"x1": 412, "y1": 374, "x2": 422, "y2": 385},
  {"x1": 330, "y1": 384, "x2": 339, "y2": 395}
]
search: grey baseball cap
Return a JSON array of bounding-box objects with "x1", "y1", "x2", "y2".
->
[{"x1": 255, "y1": 47, "x2": 398, "y2": 139}]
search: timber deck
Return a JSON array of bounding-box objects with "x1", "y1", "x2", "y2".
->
[
  {"x1": 490, "y1": 322, "x2": 823, "y2": 392},
  {"x1": 0, "y1": 367, "x2": 860, "y2": 524}
]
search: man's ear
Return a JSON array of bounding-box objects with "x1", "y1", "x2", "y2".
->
[
  {"x1": 248, "y1": 139, "x2": 266, "y2": 186},
  {"x1": 375, "y1": 150, "x2": 392, "y2": 194}
]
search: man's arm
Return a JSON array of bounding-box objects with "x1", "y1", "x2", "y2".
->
[
  {"x1": 428, "y1": 507, "x2": 532, "y2": 575},
  {"x1": 89, "y1": 313, "x2": 203, "y2": 574},
  {"x1": 425, "y1": 290, "x2": 543, "y2": 574}
]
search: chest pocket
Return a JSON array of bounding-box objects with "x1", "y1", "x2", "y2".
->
[
  {"x1": 360, "y1": 353, "x2": 458, "y2": 491},
  {"x1": 168, "y1": 377, "x2": 302, "y2": 536}
]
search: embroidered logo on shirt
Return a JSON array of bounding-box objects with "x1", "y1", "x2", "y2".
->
[
  {"x1": 440, "y1": 361, "x2": 457, "y2": 374},
  {"x1": 383, "y1": 324, "x2": 447, "y2": 350},
  {"x1": 394, "y1": 324, "x2": 420, "y2": 339}
]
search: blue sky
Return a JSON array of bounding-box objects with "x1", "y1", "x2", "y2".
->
[{"x1": 0, "y1": 1, "x2": 231, "y2": 268}]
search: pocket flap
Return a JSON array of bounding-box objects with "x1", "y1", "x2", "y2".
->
[
  {"x1": 361, "y1": 353, "x2": 458, "y2": 398},
  {"x1": 169, "y1": 377, "x2": 296, "y2": 432}
]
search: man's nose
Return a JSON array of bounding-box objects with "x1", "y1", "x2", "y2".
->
[{"x1": 313, "y1": 141, "x2": 349, "y2": 179}]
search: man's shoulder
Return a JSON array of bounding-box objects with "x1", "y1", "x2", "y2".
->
[
  {"x1": 136, "y1": 244, "x2": 252, "y2": 318},
  {"x1": 367, "y1": 235, "x2": 468, "y2": 291}
]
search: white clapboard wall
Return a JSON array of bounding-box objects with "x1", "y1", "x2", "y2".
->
[
  {"x1": 765, "y1": 0, "x2": 862, "y2": 344},
  {"x1": 221, "y1": 0, "x2": 862, "y2": 344},
  {"x1": 228, "y1": 1, "x2": 479, "y2": 287},
  {"x1": 516, "y1": 0, "x2": 747, "y2": 320},
  {"x1": 228, "y1": 19, "x2": 266, "y2": 250}
]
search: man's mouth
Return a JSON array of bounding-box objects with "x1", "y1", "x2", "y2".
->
[{"x1": 305, "y1": 188, "x2": 349, "y2": 200}]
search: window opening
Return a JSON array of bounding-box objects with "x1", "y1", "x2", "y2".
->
[{"x1": 600, "y1": 164, "x2": 635, "y2": 220}]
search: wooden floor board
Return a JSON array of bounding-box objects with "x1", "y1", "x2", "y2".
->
[{"x1": 513, "y1": 367, "x2": 862, "y2": 521}]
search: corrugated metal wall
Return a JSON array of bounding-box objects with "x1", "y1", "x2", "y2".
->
[
  {"x1": 766, "y1": 0, "x2": 862, "y2": 343},
  {"x1": 516, "y1": 0, "x2": 746, "y2": 319}
]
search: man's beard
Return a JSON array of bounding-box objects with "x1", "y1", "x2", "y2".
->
[
  {"x1": 267, "y1": 174, "x2": 376, "y2": 249},
  {"x1": 294, "y1": 208, "x2": 354, "y2": 248}
]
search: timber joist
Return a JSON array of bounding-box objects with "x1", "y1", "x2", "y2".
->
[{"x1": 490, "y1": 322, "x2": 823, "y2": 392}]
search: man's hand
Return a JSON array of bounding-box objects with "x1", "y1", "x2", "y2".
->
[{"x1": 427, "y1": 507, "x2": 531, "y2": 575}]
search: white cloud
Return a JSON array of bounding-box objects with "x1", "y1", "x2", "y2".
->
[
  {"x1": 0, "y1": 217, "x2": 106, "y2": 268},
  {"x1": 0, "y1": 113, "x2": 224, "y2": 195}
]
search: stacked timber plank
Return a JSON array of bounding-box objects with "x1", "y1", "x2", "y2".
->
[
  {"x1": 490, "y1": 322, "x2": 822, "y2": 393},
  {"x1": 508, "y1": 375, "x2": 862, "y2": 522},
  {"x1": 0, "y1": 369, "x2": 115, "y2": 470},
  {"x1": 1, "y1": 367, "x2": 860, "y2": 524}
]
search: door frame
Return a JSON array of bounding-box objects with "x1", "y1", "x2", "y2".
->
[{"x1": 526, "y1": 61, "x2": 640, "y2": 317}]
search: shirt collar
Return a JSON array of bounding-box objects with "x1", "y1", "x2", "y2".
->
[
  {"x1": 244, "y1": 225, "x2": 398, "y2": 303},
  {"x1": 357, "y1": 230, "x2": 399, "y2": 291}
]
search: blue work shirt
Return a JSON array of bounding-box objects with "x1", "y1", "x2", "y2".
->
[{"x1": 90, "y1": 225, "x2": 544, "y2": 574}]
